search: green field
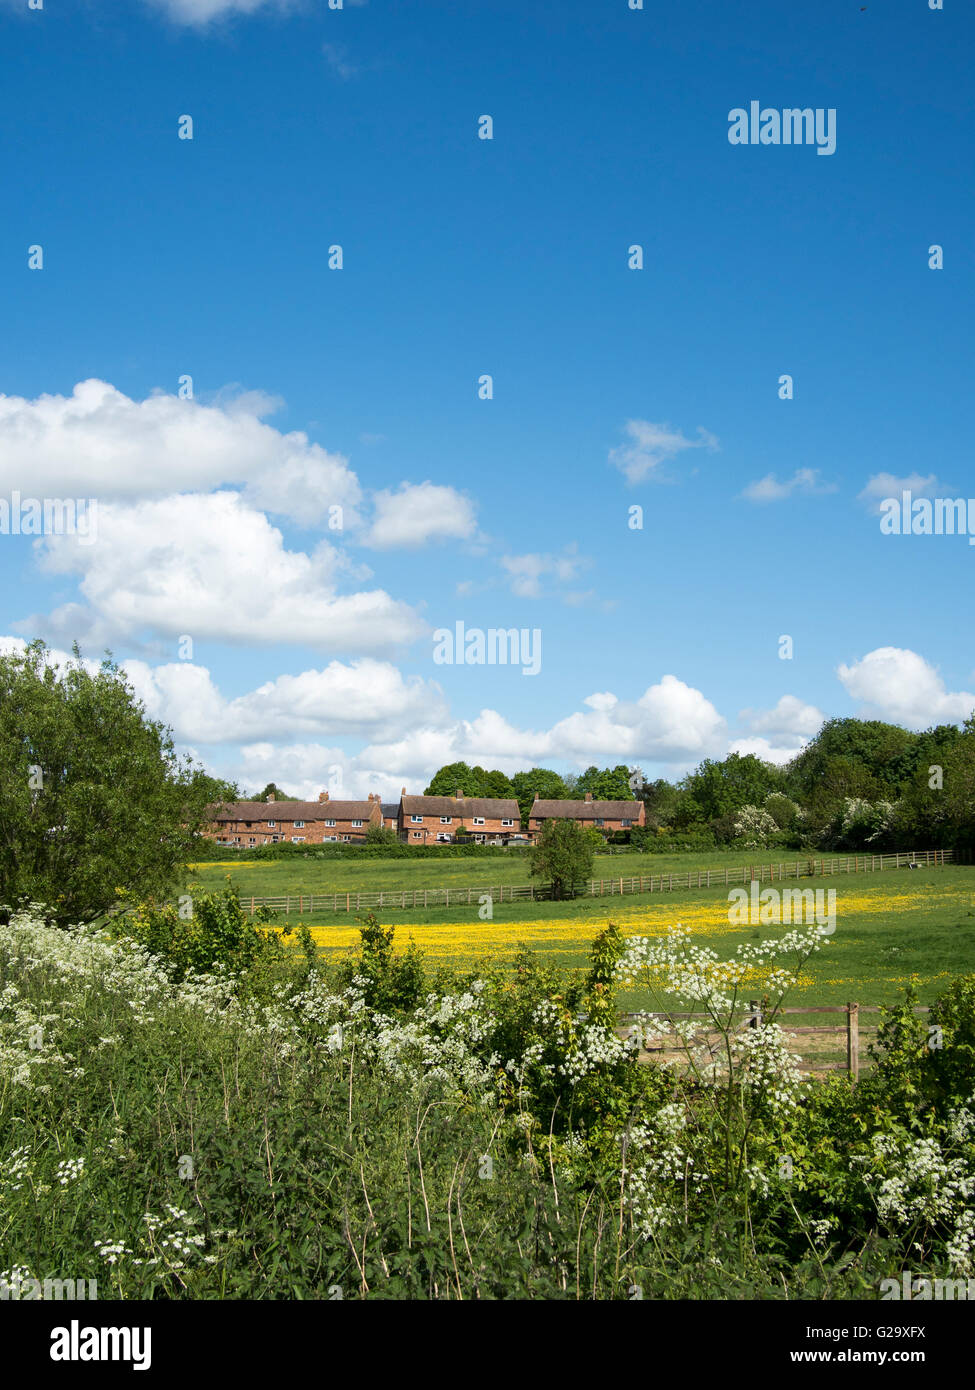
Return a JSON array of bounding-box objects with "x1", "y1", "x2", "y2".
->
[
  {"x1": 188, "y1": 852, "x2": 975, "y2": 1018},
  {"x1": 187, "y1": 846, "x2": 900, "y2": 898}
]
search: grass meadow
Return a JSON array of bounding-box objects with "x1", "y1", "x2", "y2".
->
[{"x1": 188, "y1": 854, "x2": 975, "y2": 1012}]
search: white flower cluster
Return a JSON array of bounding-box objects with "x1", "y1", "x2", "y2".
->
[
  {"x1": 732, "y1": 804, "x2": 779, "y2": 846},
  {"x1": 55, "y1": 1156, "x2": 85, "y2": 1186},
  {"x1": 863, "y1": 1108, "x2": 975, "y2": 1273}
]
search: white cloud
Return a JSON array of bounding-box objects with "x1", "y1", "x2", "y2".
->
[
  {"x1": 738, "y1": 694, "x2": 825, "y2": 741},
  {"x1": 837, "y1": 647, "x2": 975, "y2": 729},
  {"x1": 0, "y1": 380, "x2": 362, "y2": 528},
  {"x1": 362, "y1": 482, "x2": 478, "y2": 550},
  {"x1": 729, "y1": 697, "x2": 824, "y2": 765},
  {"x1": 608, "y1": 419, "x2": 718, "y2": 484},
  {"x1": 24, "y1": 493, "x2": 424, "y2": 653},
  {"x1": 858, "y1": 473, "x2": 941, "y2": 515},
  {"x1": 740, "y1": 468, "x2": 836, "y2": 503},
  {"x1": 500, "y1": 545, "x2": 587, "y2": 598},
  {"x1": 122, "y1": 656, "x2": 446, "y2": 743}
]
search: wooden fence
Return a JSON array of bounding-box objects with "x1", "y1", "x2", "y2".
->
[
  {"x1": 241, "y1": 847, "x2": 952, "y2": 916},
  {"x1": 620, "y1": 1002, "x2": 935, "y2": 1079}
]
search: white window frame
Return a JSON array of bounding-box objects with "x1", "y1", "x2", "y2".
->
[
  {"x1": 411, "y1": 814, "x2": 423, "y2": 823},
  {"x1": 267, "y1": 820, "x2": 276, "y2": 828},
  {"x1": 351, "y1": 819, "x2": 363, "y2": 827},
  {"x1": 440, "y1": 816, "x2": 452, "y2": 824},
  {"x1": 501, "y1": 818, "x2": 514, "y2": 827},
  {"x1": 294, "y1": 820, "x2": 305, "y2": 828},
  {"x1": 325, "y1": 819, "x2": 336, "y2": 827},
  {"x1": 472, "y1": 816, "x2": 485, "y2": 826}
]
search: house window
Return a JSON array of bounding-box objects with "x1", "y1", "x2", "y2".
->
[
  {"x1": 325, "y1": 836, "x2": 337, "y2": 841},
  {"x1": 267, "y1": 820, "x2": 276, "y2": 828},
  {"x1": 472, "y1": 816, "x2": 485, "y2": 826},
  {"x1": 594, "y1": 818, "x2": 604, "y2": 827},
  {"x1": 291, "y1": 837, "x2": 305, "y2": 843},
  {"x1": 294, "y1": 820, "x2": 304, "y2": 828},
  {"x1": 440, "y1": 816, "x2": 452, "y2": 824},
  {"x1": 436, "y1": 832, "x2": 452, "y2": 842},
  {"x1": 325, "y1": 819, "x2": 336, "y2": 827},
  {"x1": 621, "y1": 819, "x2": 631, "y2": 828},
  {"x1": 411, "y1": 815, "x2": 423, "y2": 823},
  {"x1": 248, "y1": 838, "x2": 256, "y2": 845},
  {"x1": 412, "y1": 831, "x2": 421, "y2": 838},
  {"x1": 501, "y1": 818, "x2": 513, "y2": 827},
  {"x1": 351, "y1": 819, "x2": 363, "y2": 827},
  {"x1": 475, "y1": 834, "x2": 486, "y2": 843},
  {"x1": 342, "y1": 835, "x2": 351, "y2": 842}
]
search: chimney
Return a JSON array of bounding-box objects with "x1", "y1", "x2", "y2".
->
[
  {"x1": 319, "y1": 791, "x2": 329, "y2": 803},
  {"x1": 455, "y1": 787, "x2": 463, "y2": 800},
  {"x1": 584, "y1": 792, "x2": 593, "y2": 803},
  {"x1": 401, "y1": 786, "x2": 406, "y2": 796}
]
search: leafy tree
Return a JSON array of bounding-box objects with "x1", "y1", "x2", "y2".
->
[
  {"x1": 481, "y1": 768, "x2": 516, "y2": 799},
  {"x1": 785, "y1": 718, "x2": 916, "y2": 799},
  {"x1": 510, "y1": 768, "x2": 570, "y2": 822},
  {"x1": 425, "y1": 761, "x2": 483, "y2": 797},
  {"x1": 681, "y1": 753, "x2": 782, "y2": 822},
  {"x1": 252, "y1": 782, "x2": 293, "y2": 802},
  {"x1": 364, "y1": 824, "x2": 400, "y2": 849},
  {"x1": 528, "y1": 818, "x2": 595, "y2": 900},
  {"x1": 574, "y1": 764, "x2": 636, "y2": 801},
  {"x1": 0, "y1": 640, "x2": 215, "y2": 926}
]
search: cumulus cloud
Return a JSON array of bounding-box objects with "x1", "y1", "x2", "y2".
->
[
  {"x1": 0, "y1": 380, "x2": 362, "y2": 528},
  {"x1": 740, "y1": 468, "x2": 836, "y2": 503},
  {"x1": 608, "y1": 420, "x2": 718, "y2": 484},
  {"x1": 122, "y1": 656, "x2": 446, "y2": 744},
  {"x1": 362, "y1": 482, "x2": 478, "y2": 550},
  {"x1": 738, "y1": 694, "x2": 825, "y2": 742},
  {"x1": 23, "y1": 493, "x2": 424, "y2": 653},
  {"x1": 858, "y1": 473, "x2": 941, "y2": 515},
  {"x1": 837, "y1": 647, "x2": 975, "y2": 729}
]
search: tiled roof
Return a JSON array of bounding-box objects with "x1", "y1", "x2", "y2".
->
[{"x1": 208, "y1": 800, "x2": 375, "y2": 822}]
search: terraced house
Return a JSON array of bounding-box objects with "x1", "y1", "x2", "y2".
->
[
  {"x1": 528, "y1": 792, "x2": 645, "y2": 836},
  {"x1": 398, "y1": 789, "x2": 523, "y2": 844},
  {"x1": 206, "y1": 791, "x2": 383, "y2": 846}
]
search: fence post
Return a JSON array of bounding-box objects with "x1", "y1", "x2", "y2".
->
[{"x1": 847, "y1": 1002, "x2": 860, "y2": 1081}]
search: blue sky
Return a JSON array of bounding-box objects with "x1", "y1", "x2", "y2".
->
[{"x1": 1, "y1": 0, "x2": 972, "y2": 799}]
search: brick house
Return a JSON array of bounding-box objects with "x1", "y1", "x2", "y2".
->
[
  {"x1": 528, "y1": 792, "x2": 645, "y2": 837},
  {"x1": 205, "y1": 790, "x2": 383, "y2": 847},
  {"x1": 398, "y1": 788, "x2": 521, "y2": 844}
]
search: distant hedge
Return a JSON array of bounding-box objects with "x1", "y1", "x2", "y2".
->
[{"x1": 186, "y1": 839, "x2": 525, "y2": 864}]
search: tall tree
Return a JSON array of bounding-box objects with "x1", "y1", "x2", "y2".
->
[
  {"x1": 0, "y1": 641, "x2": 216, "y2": 926},
  {"x1": 528, "y1": 818, "x2": 595, "y2": 900}
]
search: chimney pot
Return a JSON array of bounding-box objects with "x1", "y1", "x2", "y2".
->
[
  {"x1": 401, "y1": 786, "x2": 406, "y2": 796},
  {"x1": 455, "y1": 787, "x2": 463, "y2": 799},
  {"x1": 584, "y1": 792, "x2": 593, "y2": 802},
  {"x1": 319, "y1": 791, "x2": 329, "y2": 802}
]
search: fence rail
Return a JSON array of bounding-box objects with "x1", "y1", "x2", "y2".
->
[
  {"x1": 239, "y1": 847, "x2": 952, "y2": 915},
  {"x1": 619, "y1": 1002, "x2": 934, "y2": 1080}
]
